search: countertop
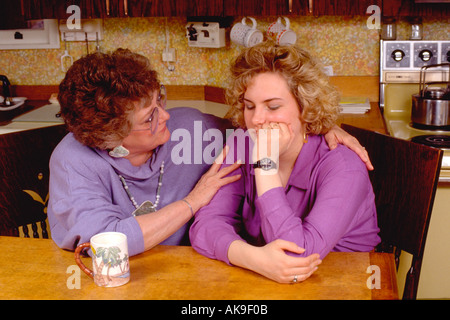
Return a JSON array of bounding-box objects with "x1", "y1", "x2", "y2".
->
[
  {"x1": 0, "y1": 100, "x2": 63, "y2": 134},
  {"x1": 0, "y1": 99, "x2": 48, "y2": 126},
  {"x1": 1, "y1": 99, "x2": 386, "y2": 136},
  {"x1": 0, "y1": 99, "x2": 231, "y2": 135},
  {"x1": 1, "y1": 81, "x2": 387, "y2": 135},
  {"x1": 337, "y1": 102, "x2": 387, "y2": 134}
]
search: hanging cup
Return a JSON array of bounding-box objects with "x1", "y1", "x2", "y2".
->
[
  {"x1": 267, "y1": 17, "x2": 297, "y2": 45},
  {"x1": 230, "y1": 17, "x2": 264, "y2": 48}
]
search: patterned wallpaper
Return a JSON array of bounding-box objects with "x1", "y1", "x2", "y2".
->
[{"x1": 0, "y1": 16, "x2": 448, "y2": 87}]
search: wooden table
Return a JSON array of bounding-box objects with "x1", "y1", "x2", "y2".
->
[{"x1": 0, "y1": 236, "x2": 398, "y2": 300}]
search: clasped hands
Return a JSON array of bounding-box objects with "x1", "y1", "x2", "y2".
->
[{"x1": 248, "y1": 122, "x2": 295, "y2": 166}]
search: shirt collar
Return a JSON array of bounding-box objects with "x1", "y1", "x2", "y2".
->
[
  {"x1": 286, "y1": 135, "x2": 321, "y2": 190},
  {"x1": 95, "y1": 143, "x2": 166, "y2": 180}
]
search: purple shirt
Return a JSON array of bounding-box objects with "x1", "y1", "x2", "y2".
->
[
  {"x1": 48, "y1": 107, "x2": 230, "y2": 256},
  {"x1": 190, "y1": 133, "x2": 380, "y2": 264}
]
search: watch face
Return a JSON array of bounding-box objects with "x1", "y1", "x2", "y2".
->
[
  {"x1": 260, "y1": 158, "x2": 271, "y2": 169},
  {"x1": 258, "y1": 158, "x2": 276, "y2": 170}
]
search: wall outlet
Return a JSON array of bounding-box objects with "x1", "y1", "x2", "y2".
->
[
  {"x1": 323, "y1": 65, "x2": 334, "y2": 76},
  {"x1": 162, "y1": 48, "x2": 176, "y2": 62}
]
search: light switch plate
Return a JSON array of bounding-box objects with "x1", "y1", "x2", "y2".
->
[{"x1": 162, "y1": 48, "x2": 176, "y2": 62}]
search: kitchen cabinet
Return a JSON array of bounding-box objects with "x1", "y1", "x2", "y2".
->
[
  {"x1": 142, "y1": 0, "x2": 224, "y2": 17},
  {"x1": 22, "y1": 0, "x2": 106, "y2": 19},
  {"x1": 185, "y1": 0, "x2": 224, "y2": 16},
  {"x1": 314, "y1": 0, "x2": 383, "y2": 16},
  {"x1": 224, "y1": 0, "x2": 311, "y2": 16},
  {"x1": 21, "y1": 0, "x2": 223, "y2": 18},
  {"x1": 96, "y1": 0, "x2": 225, "y2": 17},
  {"x1": 382, "y1": 0, "x2": 449, "y2": 18},
  {"x1": 137, "y1": 0, "x2": 187, "y2": 17},
  {"x1": 224, "y1": 0, "x2": 448, "y2": 17},
  {"x1": 22, "y1": 0, "x2": 144, "y2": 19},
  {"x1": 312, "y1": 0, "x2": 448, "y2": 17},
  {"x1": 0, "y1": 2, "x2": 29, "y2": 30},
  {"x1": 13, "y1": 0, "x2": 450, "y2": 21}
]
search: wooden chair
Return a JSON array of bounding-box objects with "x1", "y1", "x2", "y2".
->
[
  {"x1": 0, "y1": 124, "x2": 68, "y2": 238},
  {"x1": 341, "y1": 124, "x2": 443, "y2": 300}
]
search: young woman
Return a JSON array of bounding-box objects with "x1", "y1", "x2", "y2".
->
[{"x1": 190, "y1": 42, "x2": 380, "y2": 283}]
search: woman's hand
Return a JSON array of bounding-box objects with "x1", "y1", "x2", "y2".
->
[
  {"x1": 324, "y1": 125, "x2": 373, "y2": 170},
  {"x1": 185, "y1": 146, "x2": 241, "y2": 213},
  {"x1": 249, "y1": 122, "x2": 294, "y2": 163},
  {"x1": 228, "y1": 239, "x2": 322, "y2": 284},
  {"x1": 137, "y1": 146, "x2": 240, "y2": 251}
]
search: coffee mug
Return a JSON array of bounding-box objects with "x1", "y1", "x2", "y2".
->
[
  {"x1": 230, "y1": 17, "x2": 263, "y2": 48},
  {"x1": 75, "y1": 232, "x2": 130, "y2": 288},
  {"x1": 267, "y1": 17, "x2": 297, "y2": 45}
]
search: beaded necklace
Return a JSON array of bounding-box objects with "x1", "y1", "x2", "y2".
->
[{"x1": 119, "y1": 161, "x2": 165, "y2": 216}]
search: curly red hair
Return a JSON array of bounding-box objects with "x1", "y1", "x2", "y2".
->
[{"x1": 58, "y1": 48, "x2": 160, "y2": 149}]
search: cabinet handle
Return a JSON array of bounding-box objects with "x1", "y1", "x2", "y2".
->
[
  {"x1": 289, "y1": 0, "x2": 292, "y2": 13},
  {"x1": 124, "y1": 0, "x2": 128, "y2": 16},
  {"x1": 309, "y1": 0, "x2": 313, "y2": 14},
  {"x1": 106, "y1": 0, "x2": 110, "y2": 16}
]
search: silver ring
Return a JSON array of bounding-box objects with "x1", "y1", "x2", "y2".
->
[{"x1": 292, "y1": 275, "x2": 298, "y2": 283}]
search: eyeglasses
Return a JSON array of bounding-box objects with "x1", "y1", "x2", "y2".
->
[{"x1": 132, "y1": 85, "x2": 167, "y2": 134}]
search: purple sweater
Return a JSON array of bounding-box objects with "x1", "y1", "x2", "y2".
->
[
  {"x1": 48, "y1": 107, "x2": 230, "y2": 256},
  {"x1": 190, "y1": 133, "x2": 380, "y2": 264}
]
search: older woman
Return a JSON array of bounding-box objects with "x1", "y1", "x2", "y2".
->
[
  {"x1": 190, "y1": 42, "x2": 380, "y2": 283},
  {"x1": 48, "y1": 48, "x2": 372, "y2": 258},
  {"x1": 48, "y1": 49, "x2": 241, "y2": 256}
]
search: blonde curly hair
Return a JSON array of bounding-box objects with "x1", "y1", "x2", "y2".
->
[{"x1": 225, "y1": 41, "x2": 340, "y2": 135}]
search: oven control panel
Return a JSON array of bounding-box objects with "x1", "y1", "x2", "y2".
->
[
  {"x1": 385, "y1": 42, "x2": 411, "y2": 68},
  {"x1": 413, "y1": 42, "x2": 438, "y2": 67},
  {"x1": 382, "y1": 40, "x2": 450, "y2": 70},
  {"x1": 442, "y1": 42, "x2": 450, "y2": 64}
]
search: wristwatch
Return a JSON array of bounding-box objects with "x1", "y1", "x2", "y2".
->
[{"x1": 253, "y1": 158, "x2": 277, "y2": 171}]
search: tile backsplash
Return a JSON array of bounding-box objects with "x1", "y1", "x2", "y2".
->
[{"x1": 0, "y1": 16, "x2": 448, "y2": 88}]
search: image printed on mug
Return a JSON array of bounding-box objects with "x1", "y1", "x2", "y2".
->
[{"x1": 91, "y1": 232, "x2": 130, "y2": 288}]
